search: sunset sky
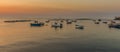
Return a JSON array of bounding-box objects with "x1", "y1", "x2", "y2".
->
[{"x1": 0, "y1": 0, "x2": 120, "y2": 16}]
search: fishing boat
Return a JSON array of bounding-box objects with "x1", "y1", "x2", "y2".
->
[
  {"x1": 60, "y1": 20, "x2": 64, "y2": 22},
  {"x1": 75, "y1": 25, "x2": 84, "y2": 29},
  {"x1": 66, "y1": 20, "x2": 72, "y2": 24},
  {"x1": 95, "y1": 22, "x2": 100, "y2": 24},
  {"x1": 114, "y1": 17, "x2": 120, "y2": 20},
  {"x1": 31, "y1": 21, "x2": 44, "y2": 27},
  {"x1": 108, "y1": 23, "x2": 120, "y2": 28},
  {"x1": 52, "y1": 22, "x2": 63, "y2": 28},
  {"x1": 98, "y1": 19, "x2": 102, "y2": 21}
]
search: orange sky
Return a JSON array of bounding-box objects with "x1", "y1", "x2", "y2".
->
[{"x1": 0, "y1": 0, "x2": 120, "y2": 16}]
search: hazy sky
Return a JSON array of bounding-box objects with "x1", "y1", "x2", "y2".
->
[{"x1": 0, "y1": 0, "x2": 120, "y2": 16}]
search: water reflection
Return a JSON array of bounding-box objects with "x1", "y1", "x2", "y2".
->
[{"x1": 0, "y1": 17, "x2": 120, "y2": 52}]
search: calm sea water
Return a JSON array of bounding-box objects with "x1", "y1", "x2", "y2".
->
[{"x1": 0, "y1": 17, "x2": 120, "y2": 52}]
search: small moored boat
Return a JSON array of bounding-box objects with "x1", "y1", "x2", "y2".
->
[
  {"x1": 45, "y1": 20, "x2": 50, "y2": 23},
  {"x1": 108, "y1": 23, "x2": 120, "y2": 28},
  {"x1": 52, "y1": 22, "x2": 63, "y2": 28},
  {"x1": 75, "y1": 25, "x2": 84, "y2": 29},
  {"x1": 95, "y1": 22, "x2": 100, "y2": 24},
  {"x1": 31, "y1": 21, "x2": 44, "y2": 27},
  {"x1": 66, "y1": 20, "x2": 72, "y2": 24}
]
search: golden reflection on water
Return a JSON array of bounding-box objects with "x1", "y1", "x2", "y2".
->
[
  {"x1": 0, "y1": 18, "x2": 120, "y2": 52},
  {"x1": 0, "y1": 19, "x2": 51, "y2": 45},
  {"x1": 0, "y1": 19, "x2": 109, "y2": 45}
]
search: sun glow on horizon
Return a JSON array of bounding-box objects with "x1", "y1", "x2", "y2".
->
[{"x1": 0, "y1": 0, "x2": 120, "y2": 16}]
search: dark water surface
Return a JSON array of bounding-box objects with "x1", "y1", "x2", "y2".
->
[{"x1": 0, "y1": 17, "x2": 120, "y2": 52}]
